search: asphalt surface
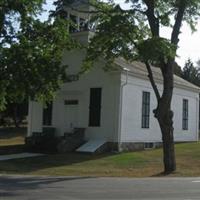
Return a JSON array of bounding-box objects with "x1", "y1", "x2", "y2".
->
[{"x1": 0, "y1": 175, "x2": 200, "y2": 200}]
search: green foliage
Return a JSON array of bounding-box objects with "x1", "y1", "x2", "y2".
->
[
  {"x1": 3, "y1": 18, "x2": 75, "y2": 104},
  {"x1": 126, "y1": 0, "x2": 200, "y2": 30},
  {"x1": 0, "y1": 0, "x2": 45, "y2": 42},
  {"x1": 138, "y1": 37, "x2": 176, "y2": 62},
  {"x1": 82, "y1": 0, "x2": 200, "y2": 72},
  {"x1": 82, "y1": 2, "x2": 149, "y2": 71},
  {"x1": 0, "y1": 1, "x2": 76, "y2": 110}
]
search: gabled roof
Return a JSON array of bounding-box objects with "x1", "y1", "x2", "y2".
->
[{"x1": 114, "y1": 58, "x2": 200, "y2": 93}]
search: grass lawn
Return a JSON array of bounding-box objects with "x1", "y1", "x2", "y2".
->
[{"x1": 0, "y1": 137, "x2": 199, "y2": 177}]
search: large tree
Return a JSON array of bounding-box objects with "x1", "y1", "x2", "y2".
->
[
  {"x1": 0, "y1": 0, "x2": 75, "y2": 109},
  {"x1": 60, "y1": 0, "x2": 200, "y2": 174}
]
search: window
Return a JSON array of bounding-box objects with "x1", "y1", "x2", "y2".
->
[
  {"x1": 182, "y1": 99, "x2": 188, "y2": 130},
  {"x1": 64, "y1": 100, "x2": 79, "y2": 105},
  {"x1": 43, "y1": 102, "x2": 52, "y2": 126},
  {"x1": 89, "y1": 88, "x2": 102, "y2": 127},
  {"x1": 142, "y1": 91, "x2": 150, "y2": 128}
]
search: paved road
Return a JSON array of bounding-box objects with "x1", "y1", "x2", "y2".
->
[{"x1": 0, "y1": 175, "x2": 200, "y2": 200}]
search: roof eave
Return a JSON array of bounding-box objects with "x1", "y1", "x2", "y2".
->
[{"x1": 121, "y1": 69, "x2": 200, "y2": 93}]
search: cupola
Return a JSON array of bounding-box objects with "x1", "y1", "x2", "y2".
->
[{"x1": 64, "y1": 0, "x2": 96, "y2": 44}]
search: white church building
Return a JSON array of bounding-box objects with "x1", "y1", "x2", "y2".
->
[{"x1": 27, "y1": 1, "x2": 200, "y2": 152}]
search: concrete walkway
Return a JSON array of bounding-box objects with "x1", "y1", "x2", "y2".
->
[{"x1": 0, "y1": 153, "x2": 44, "y2": 161}]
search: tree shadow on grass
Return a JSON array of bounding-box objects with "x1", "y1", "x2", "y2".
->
[
  {"x1": 0, "y1": 152, "x2": 117, "y2": 175},
  {"x1": 0, "y1": 127, "x2": 119, "y2": 175},
  {"x1": 0, "y1": 175, "x2": 94, "y2": 198},
  {"x1": 0, "y1": 127, "x2": 27, "y2": 139}
]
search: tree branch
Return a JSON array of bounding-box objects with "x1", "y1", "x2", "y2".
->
[
  {"x1": 143, "y1": 0, "x2": 159, "y2": 36},
  {"x1": 171, "y1": 2, "x2": 186, "y2": 45},
  {"x1": 145, "y1": 61, "x2": 161, "y2": 101}
]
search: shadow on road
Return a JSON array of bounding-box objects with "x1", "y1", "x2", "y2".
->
[{"x1": 0, "y1": 175, "x2": 93, "y2": 198}]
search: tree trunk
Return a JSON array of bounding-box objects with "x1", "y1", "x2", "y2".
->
[
  {"x1": 161, "y1": 125, "x2": 176, "y2": 174},
  {"x1": 156, "y1": 104, "x2": 176, "y2": 174},
  {"x1": 154, "y1": 61, "x2": 176, "y2": 174}
]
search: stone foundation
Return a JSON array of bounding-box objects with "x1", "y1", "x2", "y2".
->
[
  {"x1": 120, "y1": 142, "x2": 145, "y2": 151},
  {"x1": 107, "y1": 142, "x2": 163, "y2": 152}
]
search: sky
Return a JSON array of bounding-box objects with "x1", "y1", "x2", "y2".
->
[{"x1": 41, "y1": 0, "x2": 200, "y2": 67}]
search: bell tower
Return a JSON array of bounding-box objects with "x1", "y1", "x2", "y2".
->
[{"x1": 64, "y1": 0, "x2": 96, "y2": 44}]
